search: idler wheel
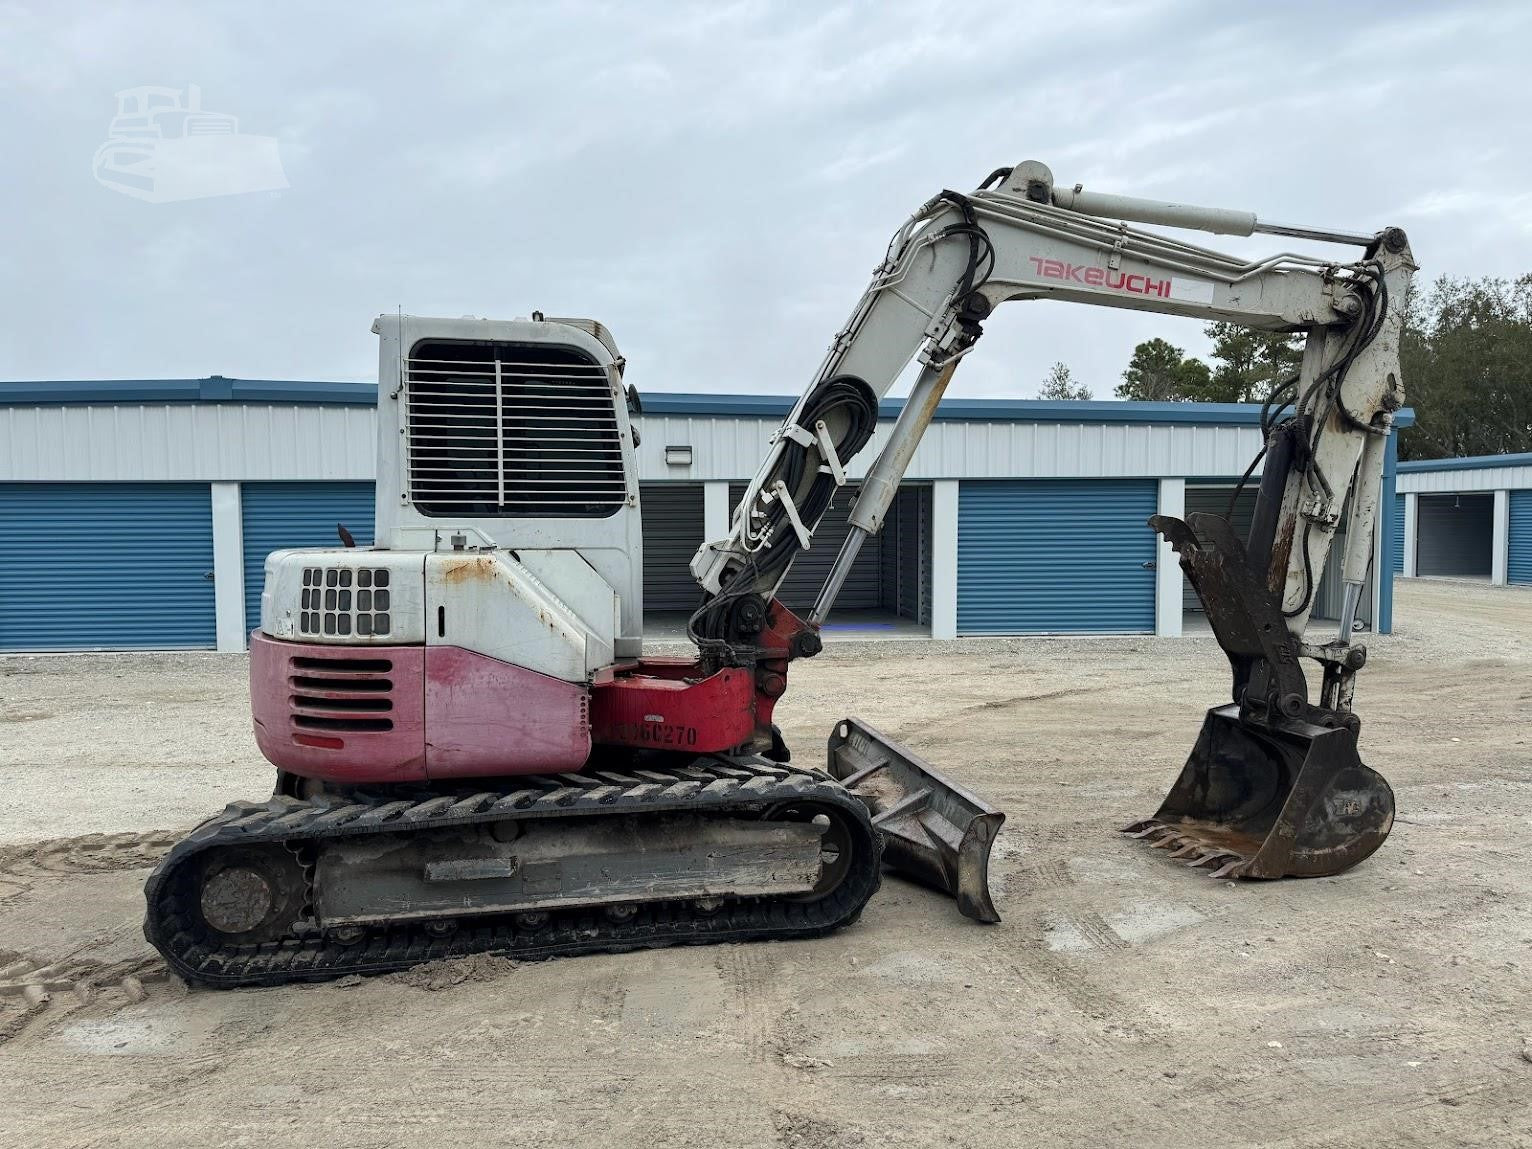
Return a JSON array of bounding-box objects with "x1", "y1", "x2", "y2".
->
[
  {"x1": 193, "y1": 845, "x2": 308, "y2": 945},
  {"x1": 766, "y1": 801, "x2": 855, "y2": 900}
]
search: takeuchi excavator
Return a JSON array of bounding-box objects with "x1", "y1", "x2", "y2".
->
[{"x1": 145, "y1": 161, "x2": 1414, "y2": 986}]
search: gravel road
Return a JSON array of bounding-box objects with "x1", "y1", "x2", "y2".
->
[{"x1": 0, "y1": 578, "x2": 1528, "y2": 1148}]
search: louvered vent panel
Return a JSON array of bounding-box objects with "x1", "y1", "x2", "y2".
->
[{"x1": 405, "y1": 339, "x2": 625, "y2": 517}]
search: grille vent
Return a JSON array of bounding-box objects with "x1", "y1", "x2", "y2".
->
[
  {"x1": 289, "y1": 655, "x2": 395, "y2": 733},
  {"x1": 404, "y1": 339, "x2": 625, "y2": 517},
  {"x1": 299, "y1": 567, "x2": 391, "y2": 638}
]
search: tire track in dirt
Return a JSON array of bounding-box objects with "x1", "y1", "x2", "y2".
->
[
  {"x1": 0, "y1": 952, "x2": 168, "y2": 1047},
  {"x1": 0, "y1": 829, "x2": 179, "y2": 879},
  {"x1": 894, "y1": 683, "x2": 1123, "y2": 742},
  {"x1": 715, "y1": 945, "x2": 791, "y2": 1064},
  {"x1": 0, "y1": 829, "x2": 178, "y2": 1049},
  {"x1": 824, "y1": 1050, "x2": 961, "y2": 1093},
  {"x1": 573, "y1": 974, "x2": 629, "y2": 1024},
  {"x1": 773, "y1": 1109, "x2": 869, "y2": 1148}
]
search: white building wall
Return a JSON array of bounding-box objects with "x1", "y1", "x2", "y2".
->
[
  {"x1": 1403, "y1": 493, "x2": 1418, "y2": 577},
  {"x1": 929, "y1": 481, "x2": 959, "y2": 640},
  {"x1": 1492, "y1": 489, "x2": 1510, "y2": 585},
  {"x1": 2, "y1": 397, "x2": 1410, "y2": 647},
  {"x1": 0, "y1": 403, "x2": 376, "y2": 482},
  {"x1": 209, "y1": 482, "x2": 246, "y2": 652},
  {"x1": 2, "y1": 403, "x2": 1266, "y2": 485},
  {"x1": 635, "y1": 414, "x2": 1264, "y2": 482},
  {"x1": 1155, "y1": 479, "x2": 1185, "y2": 637},
  {"x1": 1397, "y1": 465, "x2": 1532, "y2": 493}
]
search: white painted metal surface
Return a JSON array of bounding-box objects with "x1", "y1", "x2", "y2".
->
[
  {"x1": 1155, "y1": 479, "x2": 1185, "y2": 638},
  {"x1": 1492, "y1": 490, "x2": 1510, "y2": 586},
  {"x1": 632, "y1": 415, "x2": 1264, "y2": 483},
  {"x1": 424, "y1": 551, "x2": 612, "y2": 682},
  {"x1": 929, "y1": 480, "x2": 959, "y2": 640},
  {"x1": 703, "y1": 481, "x2": 730, "y2": 541},
  {"x1": 372, "y1": 314, "x2": 644, "y2": 660},
  {"x1": 1404, "y1": 493, "x2": 1418, "y2": 577},
  {"x1": 210, "y1": 481, "x2": 245, "y2": 653},
  {"x1": 2, "y1": 403, "x2": 1268, "y2": 485},
  {"x1": 262, "y1": 546, "x2": 611, "y2": 681},
  {"x1": 0, "y1": 403, "x2": 375, "y2": 482},
  {"x1": 262, "y1": 550, "x2": 428, "y2": 644},
  {"x1": 1398, "y1": 464, "x2": 1532, "y2": 493}
]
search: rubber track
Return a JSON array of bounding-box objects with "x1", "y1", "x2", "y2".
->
[{"x1": 143, "y1": 756, "x2": 881, "y2": 989}]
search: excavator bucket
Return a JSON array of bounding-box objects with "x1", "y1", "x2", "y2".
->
[
  {"x1": 1123, "y1": 703, "x2": 1394, "y2": 879},
  {"x1": 827, "y1": 717, "x2": 1004, "y2": 922}
]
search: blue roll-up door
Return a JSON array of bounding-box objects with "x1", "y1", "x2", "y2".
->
[
  {"x1": 1510, "y1": 490, "x2": 1532, "y2": 585},
  {"x1": 0, "y1": 483, "x2": 215, "y2": 650},
  {"x1": 242, "y1": 483, "x2": 376, "y2": 634},
  {"x1": 1390, "y1": 492, "x2": 1406, "y2": 573},
  {"x1": 957, "y1": 479, "x2": 1158, "y2": 634}
]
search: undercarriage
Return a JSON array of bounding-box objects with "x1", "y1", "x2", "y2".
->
[{"x1": 146, "y1": 756, "x2": 882, "y2": 988}]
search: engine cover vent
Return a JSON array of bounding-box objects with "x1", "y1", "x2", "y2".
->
[
  {"x1": 299, "y1": 566, "x2": 391, "y2": 638},
  {"x1": 404, "y1": 339, "x2": 625, "y2": 518},
  {"x1": 288, "y1": 653, "x2": 396, "y2": 733}
]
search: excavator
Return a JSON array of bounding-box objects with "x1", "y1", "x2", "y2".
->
[{"x1": 144, "y1": 160, "x2": 1413, "y2": 986}]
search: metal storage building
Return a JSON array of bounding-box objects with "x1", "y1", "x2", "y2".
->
[
  {"x1": 0, "y1": 379, "x2": 1407, "y2": 652},
  {"x1": 1395, "y1": 452, "x2": 1532, "y2": 585}
]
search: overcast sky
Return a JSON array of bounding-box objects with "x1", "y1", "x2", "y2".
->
[{"x1": 2, "y1": 1, "x2": 1528, "y2": 400}]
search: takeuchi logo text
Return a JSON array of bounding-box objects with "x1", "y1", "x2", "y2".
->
[{"x1": 1028, "y1": 257, "x2": 1173, "y2": 298}]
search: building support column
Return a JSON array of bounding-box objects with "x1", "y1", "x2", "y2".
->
[
  {"x1": 1155, "y1": 478, "x2": 1185, "y2": 637},
  {"x1": 1491, "y1": 489, "x2": 1510, "y2": 585},
  {"x1": 930, "y1": 480, "x2": 959, "y2": 640},
  {"x1": 1403, "y1": 492, "x2": 1418, "y2": 578},
  {"x1": 211, "y1": 481, "x2": 246, "y2": 653},
  {"x1": 703, "y1": 481, "x2": 731, "y2": 542},
  {"x1": 1377, "y1": 428, "x2": 1400, "y2": 634}
]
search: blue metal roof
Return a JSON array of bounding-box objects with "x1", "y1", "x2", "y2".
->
[
  {"x1": 640, "y1": 392, "x2": 1288, "y2": 425},
  {"x1": 0, "y1": 377, "x2": 378, "y2": 406},
  {"x1": 633, "y1": 392, "x2": 1419, "y2": 427},
  {"x1": 1398, "y1": 451, "x2": 1532, "y2": 473},
  {"x1": 0, "y1": 377, "x2": 1414, "y2": 428}
]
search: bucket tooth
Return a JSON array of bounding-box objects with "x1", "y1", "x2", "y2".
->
[
  {"x1": 1122, "y1": 821, "x2": 1169, "y2": 841},
  {"x1": 1125, "y1": 703, "x2": 1394, "y2": 880},
  {"x1": 1208, "y1": 856, "x2": 1247, "y2": 880},
  {"x1": 827, "y1": 717, "x2": 1005, "y2": 924}
]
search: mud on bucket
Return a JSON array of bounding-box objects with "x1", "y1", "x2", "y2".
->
[{"x1": 1123, "y1": 702, "x2": 1394, "y2": 879}]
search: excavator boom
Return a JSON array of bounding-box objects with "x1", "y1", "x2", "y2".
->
[{"x1": 692, "y1": 159, "x2": 1412, "y2": 881}]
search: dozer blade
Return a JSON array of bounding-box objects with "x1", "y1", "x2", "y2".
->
[
  {"x1": 827, "y1": 717, "x2": 1004, "y2": 922},
  {"x1": 1124, "y1": 703, "x2": 1394, "y2": 879}
]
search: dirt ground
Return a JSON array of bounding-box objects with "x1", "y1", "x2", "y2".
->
[{"x1": 0, "y1": 578, "x2": 1528, "y2": 1148}]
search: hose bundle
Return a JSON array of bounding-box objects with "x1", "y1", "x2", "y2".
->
[{"x1": 688, "y1": 374, "x2": 877, "y2": 649}]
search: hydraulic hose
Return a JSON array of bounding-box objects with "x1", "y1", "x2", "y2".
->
[{"x1": 689, "y1": 374, "x2": 877, "y2": 647}]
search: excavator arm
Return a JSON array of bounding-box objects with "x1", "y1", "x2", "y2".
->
[{"x1": 692, "y1": 159, "x2": 1415, "y2": 880}]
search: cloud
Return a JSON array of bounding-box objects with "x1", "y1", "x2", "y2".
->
[{"x1": 0, "y1": 0, "x2": 1527, "y2": 397}]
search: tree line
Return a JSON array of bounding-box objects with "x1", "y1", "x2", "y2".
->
[{"x1": 1037, "y1": 274, "x2": 1532, "y2": 460}]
